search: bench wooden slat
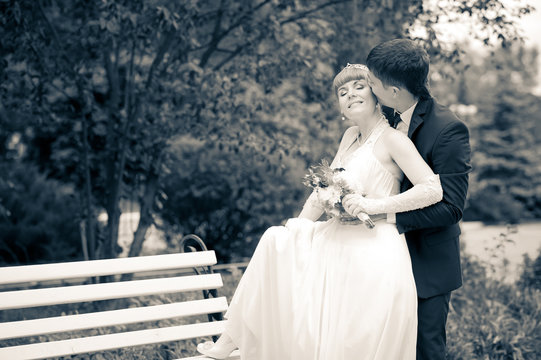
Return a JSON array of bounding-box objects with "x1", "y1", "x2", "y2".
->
[
  {"x1": 0, "y1": 321, "x2": 228, "y2": 360},
  {"x1": 181, "y1": 349, "x2": 241, "y2": 360},
  {"x1": 0, "y1": 252, "x2": 217, "y2": 286},
  {"x1": 0, "y1": 297, "x2": 229, "y2": 340},
  {"x1": 0, "y1": 273, "x2": 223, "y2": 311}
]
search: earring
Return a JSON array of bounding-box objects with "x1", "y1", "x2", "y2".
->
[{"x1": 341, "y1": 114, "x2": 346, "y2": 121}]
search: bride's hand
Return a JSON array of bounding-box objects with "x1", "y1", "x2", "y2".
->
[{"x1": 342, "y1": 193, "x2": 370, "y2": 217}]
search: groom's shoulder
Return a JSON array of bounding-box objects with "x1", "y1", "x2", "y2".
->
[{"x1": 425, "y1": 98, "x2": 468, "y2": 130}]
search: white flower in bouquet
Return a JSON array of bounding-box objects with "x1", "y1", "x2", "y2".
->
[{"x1": 303, "y1": 160, "x2": 374, "y2": 228}]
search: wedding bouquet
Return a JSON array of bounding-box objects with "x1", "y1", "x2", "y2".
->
[{"x1": 302, "y1": 160, "x2": 375, "y2": 228}]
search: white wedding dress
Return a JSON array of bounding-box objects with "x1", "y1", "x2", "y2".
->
[{"x1": 223, "y1": 121, "x2": 418, "y2": 359}]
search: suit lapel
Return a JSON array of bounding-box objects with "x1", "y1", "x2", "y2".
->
[
  {"x1": 407, "y1": 97, "x2": 431, "y2": 139},
  {"x1": 401, "y1": 97, "x2": 432, "y2": 192}
]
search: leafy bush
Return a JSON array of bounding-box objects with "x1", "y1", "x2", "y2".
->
[
  {"x1": 464, "y1": 190, "x2": 526, "y2": 224},
  {"x1": 519, "y1": 249, "x2": 541, "y2": 292},
  {"x1": 461, "y1": 86, "x2": 541, "y2": 224},
  {"x1": 0, "y1": 162, "x2": 82, "y2": 264},
  {"x1": 446, "y1": 249, "x2": 541, "y2": 359},
  {"x1": 160, "y1": 138, "x2": 309, "y2": 262}
]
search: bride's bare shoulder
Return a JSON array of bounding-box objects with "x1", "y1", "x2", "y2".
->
[
  {"x1": 380, "y1": 127, "x2": 418, "y2": 156},
  {"x1": 381, "y1": 127, "x2": 409, "y2": 143},
  {"x1": 337, "y1": 126, "x2": 358, "y2": 144},
  {"x1": 343, "y1": 126, "x2": 359, "y2": 137}
]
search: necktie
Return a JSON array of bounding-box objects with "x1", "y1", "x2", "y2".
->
[
  {"x1": 391, "y1": 111, "x2": 401, "y2": 129},
  {"x1": 396, "y1": 120, "x2": 408, "y2": 135}
]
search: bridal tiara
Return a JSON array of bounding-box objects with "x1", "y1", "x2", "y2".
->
[{"x1": 344, "y1": 63, "x2": 368, "y2": 71}]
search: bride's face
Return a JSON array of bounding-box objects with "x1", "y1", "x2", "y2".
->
[{"x1": 337, "y1": 79, "x2": 377, "y2": 121}]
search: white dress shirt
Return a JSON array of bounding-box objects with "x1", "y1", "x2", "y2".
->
[{"x1": 395, "y1": 101, "x2": 417, "y2": 135}]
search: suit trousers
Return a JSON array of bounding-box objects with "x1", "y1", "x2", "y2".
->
[{"x1": 416, "y1": 292, "x2": 451, "y2": 360}]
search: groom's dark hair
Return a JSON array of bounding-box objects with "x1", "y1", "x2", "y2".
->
[{"x1": 366, "y1": 39, "x2": 430, "y2": 98}]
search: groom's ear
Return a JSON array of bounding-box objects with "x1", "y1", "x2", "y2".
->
[{"x1": 391, "y1": 86, "x2": 401, "y2": 97}]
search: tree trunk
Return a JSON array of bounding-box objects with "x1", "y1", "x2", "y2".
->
[
  {"x1": 128, "y1": 172, "x2": 159, "y2": 258},
  {"x1": 104, "y1": 197, "x2": 121, "y2": 259},
  {"x1": 80, "y1": 111, "x2": 96, "y2": 260},
  {"x1": 120, "y1": 172, "x2": 159, "y2": 282},
  {"x1": 102, "y1": 41, "x2": 123, "y2": 260}
]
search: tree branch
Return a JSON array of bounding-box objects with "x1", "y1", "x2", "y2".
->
[
  {"x1": 37, "y1": 0, "x2": 62, "y2": 50},
  {"x1": 219, "y1": 0, "x2": 272, "y2": 40},
  {"x1": 200, "y1": 0, "x2": 273, "y2": 67},
  {"x1": 37, "y1": 0, "x2": 100, "y2": 259},
  {"x1": 37, "y1": 0, "x2": 77, "y2": 74},
  {"x1": 199, "y1": 0, "x2": 225, "y2": 68},
  {"x1": 125, "y1": 39, "x2": 136, "y2": 115},
  {"x1": 146, "y1": 30, "x2": 176, "y2": 89},
  {"x1": 213, "y1": 0, "x2": 352, "y2": 70},
  {"x1": 280, "y1": 0, "x2": 352, "y2": 25},
  {"x1": 213, "y1": 41, "x2": 252, "y2": 71},
  {"x1": 103, "y1": 29, "x2": 176, "y2": 257},
  {"x1": 104, "y1": 41, "x2": 120, "y2": 109}
]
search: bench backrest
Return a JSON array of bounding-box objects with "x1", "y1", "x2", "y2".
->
[{"x1": 0, "y1": 251, "x2": 229, "y2": 360}]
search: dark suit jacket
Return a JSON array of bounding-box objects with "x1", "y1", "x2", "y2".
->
[{"x1": 385, "y1": 97, "x2": 472, "y2": 299}]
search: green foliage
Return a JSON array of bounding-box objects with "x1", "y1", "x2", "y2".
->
[
  {"x1": 0, "y1": 162, "x2": 81, "y2": 264},
  {"x1": 431, "y1": 43, "x2": 541, "y2": 223},
  {"x1": 462, "y1": 46, "x2": 541, "y2": 222},
  {"x1": 0, "y1": 0, "x2": 344, "y2": 258},
  {"x1": 160, "y1": 136, "x2": 309, "y2": 262},
  {"x1": 519, "y1": 250, "x2": 541, "y2": 291},
  {"x1": 446, "y1": 248, "x2": 541, "y2": 359},
  {"x1": 0, "y1": 0, "x2": 536, "y2": 262}
]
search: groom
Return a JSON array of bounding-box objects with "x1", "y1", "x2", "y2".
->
[{"x1": 365, "y1": 39, "x2": 471, "y2": 359}]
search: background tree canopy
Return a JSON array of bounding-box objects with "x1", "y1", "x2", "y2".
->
[{"x1": 0, "y1": 0, "x2": 539, "y2": 264}]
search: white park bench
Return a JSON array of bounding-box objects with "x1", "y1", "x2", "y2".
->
[{"x1": 0, "y1": 236, "x2": 240, "y2": 360}]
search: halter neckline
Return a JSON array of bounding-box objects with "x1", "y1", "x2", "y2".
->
[{"x1": 356, "y1": 116, "x2": 388, "y2": 147}]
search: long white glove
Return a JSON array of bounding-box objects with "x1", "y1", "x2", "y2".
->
[
  {"x1": 298, "y1": 191, "x2": 325, "y2": 221},
  {"x1": 343, "y1": 174, "x2": 442, "y2": 216}
]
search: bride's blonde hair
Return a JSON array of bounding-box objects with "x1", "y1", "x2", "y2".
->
[{"x1": 332, "y1": 63, "x2": 369, "y2": 96}]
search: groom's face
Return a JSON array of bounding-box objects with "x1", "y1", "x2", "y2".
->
[{"x1": 367, "y1": 71, "x2": 396, "y2": 108}]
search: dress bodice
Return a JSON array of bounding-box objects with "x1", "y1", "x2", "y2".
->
[{"x1": 335, "y1": 119, "x2": 400, "y2": 198}]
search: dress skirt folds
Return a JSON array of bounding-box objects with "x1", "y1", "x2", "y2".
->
[
  {"x1": 224, "y1": 121, "x2": 417, "y2": 359},
  {"x1": 224, "y1": 218, "x2": 417, "y2": 360}
]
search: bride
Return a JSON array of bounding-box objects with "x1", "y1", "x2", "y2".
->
[{"x1": 197, "y1": 63, "x2": 442, "y2": 359}]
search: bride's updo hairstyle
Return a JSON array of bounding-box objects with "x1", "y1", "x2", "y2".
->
[{"x1": 332, "y1": 63, "x2": 370, "y2": 97}]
